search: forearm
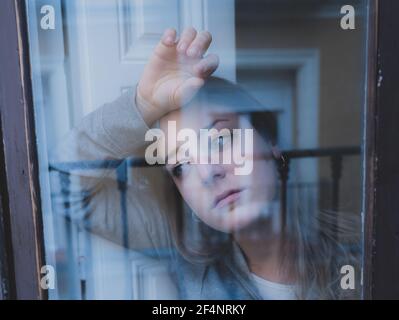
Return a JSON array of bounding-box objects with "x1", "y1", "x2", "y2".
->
[{"x1": 53, "y1": 87, "x2": 148, "y2": 159}]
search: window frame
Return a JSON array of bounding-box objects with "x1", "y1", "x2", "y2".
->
[
  {"x1": 0, "y1": 0, "x2": 46, "y2": 300},
  {"x1": 363, "y1": 0, "x2": 399, "y2": 300},
  {"x1": 0, "y1": 0, "x2": 397, "y2": 300}
]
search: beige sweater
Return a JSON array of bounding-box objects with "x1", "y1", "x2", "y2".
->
[{"x1": 50, "y1": 87, "x2": 174, "y2": 256}]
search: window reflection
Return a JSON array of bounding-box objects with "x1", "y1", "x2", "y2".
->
[{"x1": 26, "y1": 0, "x2": 368, "y2": 299}]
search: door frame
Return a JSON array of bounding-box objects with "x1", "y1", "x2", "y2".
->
[
  {"x1": 0, "y1": 0, "x2": 398, "y2": 300},
  {"x1": 236, "y1": 48, "x2": 320, "y2": 185}
]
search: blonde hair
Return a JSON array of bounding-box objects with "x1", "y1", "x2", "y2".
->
[
  {"x1": 145, "y1": 77, "x2": 361, "y2": 299},
  {"x1": 155, "y1": 168, "x2": 361, "y2": 299}
]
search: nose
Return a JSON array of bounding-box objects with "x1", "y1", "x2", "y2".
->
[{"x1": 196, "y1": 163, "x2": 226, "y2": 186}]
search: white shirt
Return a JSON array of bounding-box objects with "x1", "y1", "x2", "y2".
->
[{"x1": 250, "y1": 273, "x2": 297, "y2": 300}]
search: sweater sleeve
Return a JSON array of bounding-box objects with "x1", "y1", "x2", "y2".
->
[{"x1": 49, "y1": 86, "x2": 174, "y2": 253}]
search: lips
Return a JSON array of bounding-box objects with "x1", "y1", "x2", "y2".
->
[{"x1": 214, "y1": 189, "x2": 243, "y2": 209}]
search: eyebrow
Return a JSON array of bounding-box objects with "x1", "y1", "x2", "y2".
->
[
  {"x1": 204, "y1": 118, "x2": 230, "y2": 130},
  {"x1": 165, "y1": 118, "x2": 230, "y2": 165}
]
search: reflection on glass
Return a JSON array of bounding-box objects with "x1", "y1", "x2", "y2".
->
[{"x1": 26, "y1": 0, "x2": 368, "y2": 299}]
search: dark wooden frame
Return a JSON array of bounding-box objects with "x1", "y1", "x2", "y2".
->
[
  {"x1": 0, "y1": 0, "x2": 398, "y2": 300},
  {"x1": 363, "y1": 0, "x2": 399, "y2": 300},
  {"x1": 0, "y1": 0, "x2": 46, "y2": 300},
  {"x1": 0, "y1": 112, "x2": 16, "y2": 299},
  {"x1": 362, "y1": 0, "x2": 379, "y2": 300}
]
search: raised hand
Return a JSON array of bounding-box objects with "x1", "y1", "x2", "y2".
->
[{"x1": 136, "y1": 27, "x2": 219, "y2": 126}]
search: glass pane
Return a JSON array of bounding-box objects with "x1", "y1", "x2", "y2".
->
[{"x1": 26, "y1": 0, "x2": 369, "y2": 299}]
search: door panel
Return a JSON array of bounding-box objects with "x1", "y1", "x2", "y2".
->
[
  {"x1": 64, "y1": 0, "x2": 236, "y2": 121},
  {"x1": 59, "y1": 0, "x2": 237, "y2": 299}
]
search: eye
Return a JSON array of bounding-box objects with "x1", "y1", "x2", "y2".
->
[
  {"x1": 218, "y1": 136, "x2": 225, "y2": 148},
  {"x1": 210, "y1": 131, "x2": 232, "y2": 153},
  {"x1": 171, "y1": 161, "x2": 190, "y2": 179}
]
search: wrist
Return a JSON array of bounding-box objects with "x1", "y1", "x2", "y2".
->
[{"x1": 135, "y1": 86, "x2": 165, "y2": 127}]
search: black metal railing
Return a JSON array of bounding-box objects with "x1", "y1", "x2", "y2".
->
[
  {"x1": 49, "y1": 145, "x2": 361, "y2": 240},
  {"x1": 48, "y1": 146, "x2": 360, "y2": 299},
  {"x1": 277, "y1": 146, "x2": 360, "y2": 234}
]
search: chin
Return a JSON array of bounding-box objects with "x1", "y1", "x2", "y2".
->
[{"x1": 206, "y1": 203, "x2": 263, "y2": 233}]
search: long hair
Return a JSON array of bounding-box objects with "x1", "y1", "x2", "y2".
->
[{"x1": 147, "y1": 77, "x2": 361, "y2": 299}]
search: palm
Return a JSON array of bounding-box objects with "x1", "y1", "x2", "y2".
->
[{"x1": 138, "y1": 28, "x2": 219, "y2": 113}]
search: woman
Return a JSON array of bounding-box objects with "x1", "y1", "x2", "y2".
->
[{"x1": 52, "y1": 28, "x2": 360, "y2": 299}]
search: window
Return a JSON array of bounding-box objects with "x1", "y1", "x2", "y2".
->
[{"x1": 1, "y1": 0, "x2": 398, "y2": 300}]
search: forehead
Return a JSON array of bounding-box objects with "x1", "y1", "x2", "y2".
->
[{"x1": 159, "y1": 105, "x2": 239, "y2": 133}]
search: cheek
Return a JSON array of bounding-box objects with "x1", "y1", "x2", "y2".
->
[
  {"x1": 251, "y1": 133, "x2": 277, "y2": 187},
  {"x1": 256, "y1": 159, "x2": 276, "y2": 182},
  {"x1": 253, "y1": 160, "x2": 277, "y2": 199},
  {"x1": 175, "y1": 182, "x2": 223, "y2": 227},
  {"x1": 174, "y1": 179, "x2": 207, "y2": 215}
]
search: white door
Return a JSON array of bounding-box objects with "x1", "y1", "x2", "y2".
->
[
  {"x1": 64, "y1": 0, "x2": 236, "y2": 122},
  {"x1": 237, "y1": 69, "x2": 296, "y2": 149},
  {"x1": 61, "y1": 0, "x2": 237, "y2": 299}
]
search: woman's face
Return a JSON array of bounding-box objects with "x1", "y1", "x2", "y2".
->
[{"x1": 160, "y1": 106, "x2": 278, "y2": 233}]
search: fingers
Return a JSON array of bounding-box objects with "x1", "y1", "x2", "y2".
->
[
  {"x1": 193, "y1": 54, "x2": 220, "y2": 78},
  {"x1": 186, "y1": 31, "x2": 212, "y2": 58},
  {"x1": 177, "y1": 28, "x2": 212, "y2": 59},
  {"x1": 161, "y1": 28, "x2": 177, "y2": 46},
  {"x1": 177, "y1": 27, "x2": 197, "y2": 54},
  {"x1": 154, "y1": 28, "x2": 177, "y2": 57},
  {"x1": 157, "y1": 27, "x2": 213, "y2": 58}
]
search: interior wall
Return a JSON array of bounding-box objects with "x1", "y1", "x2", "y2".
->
[{"x1": 235, "y1": 5, "x2": 367, "y2": 215}]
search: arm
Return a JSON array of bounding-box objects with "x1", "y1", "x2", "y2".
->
[
  {"x1": 49, "y1": 27, "x2": 219, "y2": 249},
  {"x1": 51, "y1": 27, "x2": 219, "y2": 183}
]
